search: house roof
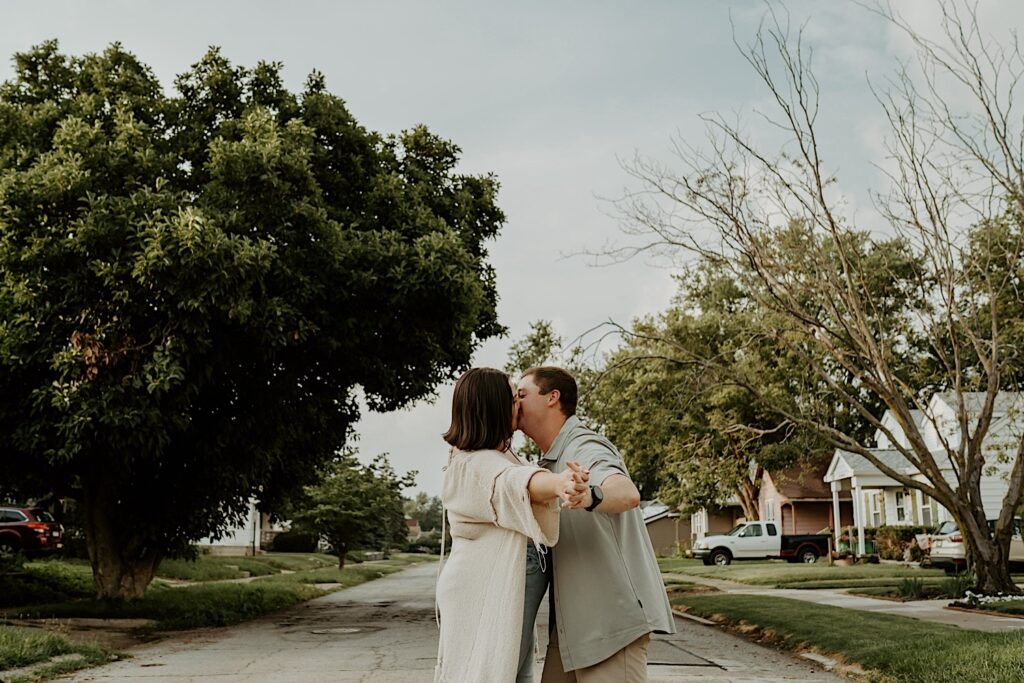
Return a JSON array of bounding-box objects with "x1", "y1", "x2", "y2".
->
[
  {"x1": 823, "y1": 448, "x2": 929, "y2": 485},
  {"x1": 931, "y1": 391, "x2": 1024, "y2": 416},
  {"x1": 641, "y1": 500, "x2": 679, "y2": 524}
]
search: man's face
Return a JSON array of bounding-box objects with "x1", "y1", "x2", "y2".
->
[
  {"x1": 516, "y1": 374, "x2": 554, "y2": 437},
  {"x1": 510, "y1": 379, "x2": 521, "y2": 432}
]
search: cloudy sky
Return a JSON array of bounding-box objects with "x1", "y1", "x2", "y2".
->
[{"x1": 5, "y1": 1, "x2": 1022, "y2": 496}]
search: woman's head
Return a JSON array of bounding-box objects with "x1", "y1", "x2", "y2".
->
[{"x1": 443, "y1": 367, "x2": 517, "y2": 451}]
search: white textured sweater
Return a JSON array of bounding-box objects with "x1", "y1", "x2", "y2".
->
[{"x1": 434, "y1": 449, "x2": 560, "y2": 682}]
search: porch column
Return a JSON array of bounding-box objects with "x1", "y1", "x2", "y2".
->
[
  {"x1": 853, "y1": 478, "x2": 866, "y2": 556},
  {"x1": 831, "y1": 481, "x2": 842, "y2": 551}
]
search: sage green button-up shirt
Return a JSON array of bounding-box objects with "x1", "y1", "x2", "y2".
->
[{"x1": 540, "y1": 416, "x2": 676, "y2": 671}]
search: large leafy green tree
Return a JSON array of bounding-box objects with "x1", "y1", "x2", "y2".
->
[
  {"x1": 289, "y1": 452, "x2": 415, "y2": 569},
  {"x1": 0, "y1": 42, "x2": 505, "y2": 599}
]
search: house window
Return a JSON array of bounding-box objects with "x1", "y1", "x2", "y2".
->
[
  {"x1": 869, "y1": 492, "x2": 882, "y2": 527},
  {"x1": 895, "y1": 490, "x2": 907, "y2": 523},
  {"x1": 919, "y1": 494, "x2": 933, "y2": 526},
  {"x1": 763, "y1": 499, "x2": 775, "y2": 521}
]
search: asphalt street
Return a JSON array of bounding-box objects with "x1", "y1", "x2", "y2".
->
[{"x1": 63, "y1": 561, "x2": 846, "y2": 682}]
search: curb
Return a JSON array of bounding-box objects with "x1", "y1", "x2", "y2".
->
[
  {"x1": 669, "y1": 607, "x2": 863, "y2": 677},
  {"x1": 670, "y1": 606, "x2": 717, "y2": 626},
  {"x1": 945, "y1": 604, "x2": 1024, "y2": 620}
]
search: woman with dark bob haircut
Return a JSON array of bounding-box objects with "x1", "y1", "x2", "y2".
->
[{"x1": 434, "y1": 368, "x2": 588, "y2": 683}]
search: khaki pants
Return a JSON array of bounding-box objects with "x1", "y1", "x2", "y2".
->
[{"x1": 540, "y1": 629, "x2": 650, "y2": 683}]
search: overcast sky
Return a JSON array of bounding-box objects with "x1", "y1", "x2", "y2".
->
[{"x1": 5, "y1": 1, "x2": 1023, "y2": 497}]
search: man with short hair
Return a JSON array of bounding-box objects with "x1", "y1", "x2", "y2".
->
[{"x1": 516, "y1": 366, "x2": 675, "y2": 682}]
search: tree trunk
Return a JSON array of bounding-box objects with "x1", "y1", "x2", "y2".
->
[
  {"x1": 82, "y1": 478, "x2": 162, "y2": 600},
  {"x1": 736, "y1": 469, "x2": 762, "y2": 521},
  {"x1": 965, "y1": 530, "x2": 1021, "y2": 595},
  {"x1": 336, "y1": 541, "x2": 348, "y2": 570}
]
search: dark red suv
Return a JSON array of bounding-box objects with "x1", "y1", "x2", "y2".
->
[{"x1": 0, "y1": 507, "x2": 64, "y2": 557}]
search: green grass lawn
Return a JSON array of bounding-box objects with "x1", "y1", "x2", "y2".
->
[
  {"x1": 658, "y1": 556, "x2": 947, "y2": 588},
  {"x1": 0, "y1": 626, "x2": 110, "y2": 671},
  {"x1": 968, "y1": 599, "x2": 1024, "y2": 616},
  {"x1": 4, "y1": 582, "x2": 326, "y2": 631},
  {"x1": 248, "y1": 552, "x2": 339, "y2": 572},
  {"x1": 1, "y1": 561, "x2": 97, "y2": 608},
  {"x1": 3, "y1": 553, "x2": 436, "y2": 630},
  {"x1": 256, "y1": 554, "x2": 437, "y2": 587},
  {"x1": 672, "y1": 593, "x2": 1024, "y2": 682}
]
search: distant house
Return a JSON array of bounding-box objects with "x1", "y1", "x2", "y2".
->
[
  {"x1": 195, "y1": 501, "x2": 290, "y2": 556},
  {"x1": 761, "y1": 460, "x2": 854, "y2": 536},
  {"x1": 405, "y1": 517, "x2": 422, "y2": 541},
  {"x1": 196, "y1": 499, "x2": 262, "y2": 556},
  {"x1": 825, "y1": 392, "x2": 1024, "y2": 555},
  {"x1": 642, "y1": 501, "x2": 691, "y2": 555}
]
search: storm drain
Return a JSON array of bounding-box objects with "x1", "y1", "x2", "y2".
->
[{"x1": 309, "y1": 626, "x2": 383, "y2": 635}]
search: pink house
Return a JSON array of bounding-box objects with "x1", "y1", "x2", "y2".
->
[{"x1": 760, "y1": 460, "x2": 854, "y2": 535}]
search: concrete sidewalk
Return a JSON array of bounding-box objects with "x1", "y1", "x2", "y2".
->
[{"x1": 675, "y1": 573, "x2": 1024, "y2": 632}]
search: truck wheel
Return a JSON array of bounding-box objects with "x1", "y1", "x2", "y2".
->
[
  {"x1": 799, "y1": 548, "x2": 819, "y2": 564},
  {"x1": 711, "y1": 549, "x2": 732, "y2": 566}
]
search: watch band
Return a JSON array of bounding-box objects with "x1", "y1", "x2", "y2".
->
[{"x1": 585, "y1": 485, "x2": 603, "y2": 512}]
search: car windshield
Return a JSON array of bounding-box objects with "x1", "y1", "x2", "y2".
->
[
  {"x1": 935, "y1": 521, "x2": 958, "y2": 536},
  {"x1": 725, "y1": 525, "x2": 747, "y2": 536},
  {"x1": 31, "y1": 509, "x2": 55, "y2": 523}
]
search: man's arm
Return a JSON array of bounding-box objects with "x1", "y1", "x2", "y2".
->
[{"x1": 584, "y1": 473, "x2": 640, "y2": 513}]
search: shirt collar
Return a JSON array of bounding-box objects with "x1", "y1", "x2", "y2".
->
[{"x1": 540, "y1": 415, "x2": 581, "y2": 462}]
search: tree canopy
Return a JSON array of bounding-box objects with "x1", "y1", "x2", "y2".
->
[{"x1": 0, "y1": 41, "x2": 505, "y2": 598}]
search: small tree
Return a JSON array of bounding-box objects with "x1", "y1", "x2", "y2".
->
[
  {"x1": 616, "y1": 3, "x2": 1024, "y2": 593},
  {"x1": 290, "y1": 453, "x2": 415, "y2": 569}
]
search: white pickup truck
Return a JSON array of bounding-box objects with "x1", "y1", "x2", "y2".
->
[{"x1": 692, "y1": 521, "x2": 830, "y2": 566}]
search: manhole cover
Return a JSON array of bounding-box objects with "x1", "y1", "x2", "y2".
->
[{"x1": 309, "y1": 626, "x2": 383, "y2": 635}]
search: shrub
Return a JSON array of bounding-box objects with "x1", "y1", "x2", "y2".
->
[
  {"x1": 345, "y1": 550, "x2": 366, "y2": 564},
  {"x1": 940, "y1": 574, "x2": 972, "y2": 599},
  {"x1": 270, "y1": 530, "x2": 320, "y2": 553},
  {"x1": 898, "y1": 577, "x2": 925, "y2": 599},
  {"x1": 871, "y1": 526, "x2": 932, "y2": 561}
]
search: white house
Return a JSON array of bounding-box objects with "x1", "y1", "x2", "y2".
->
[
  {"x1": 824, "y1": 392, "x2": 1024, "y2": 555},
  {"x1": 197, "y1": 499, "x2": 262, "y2": 556}
]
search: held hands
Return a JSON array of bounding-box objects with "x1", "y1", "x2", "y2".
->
[{"x1": 558, "y1": 460, "x2": 590, "y2": 509}]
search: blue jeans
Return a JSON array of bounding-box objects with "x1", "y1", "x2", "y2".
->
[{"x1": 517, "y1": 542, "x2": 550, "y2": 683}]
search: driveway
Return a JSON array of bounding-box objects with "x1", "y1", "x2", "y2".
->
[{"x1": 64, "y1": 562, "x2": 845, "y2": 682}]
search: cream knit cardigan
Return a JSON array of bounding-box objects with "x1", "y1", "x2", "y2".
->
[{"x1": 434, "y1": 449, "x2": 560, "y2": 683}]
